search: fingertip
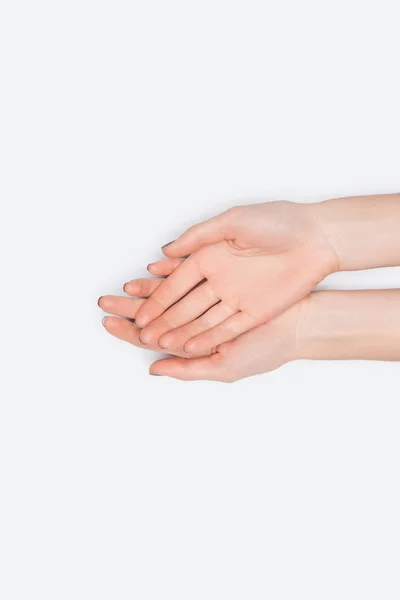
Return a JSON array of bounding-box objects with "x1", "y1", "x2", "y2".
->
[
  {"x1": 158, "y1": 333, "x2": 172, "y2": 350},
  {"x1": 161, "y1": 239, "x2": 175, "y2": 250},
  {"x1": 98, "y1": 295, "x2": 115, "y2": 311},
  {"x1": 97, "y1": 296, "x2": 103, "y2": 307},
  {"x1": 138, "y1": 331, "x2": 148, "y2": 345},
  {"x1": 124, "y1": 281, "x2": 137, "y2": 295},
  {"x1": 102, "y1": 316, "x2": 118, "y2": 332},
  {"x1": 147, "y1": 262, "x2": 162, "y2": 275},
  {"x1": 135, "y1": 315, "x2": 148, "y2": 329},
  {"x1": 135, "y1": 305, "x2": 152, "y2": 328},
  {"x1": 102, "y1": 315, "x2": 118, "y2": 330},
  {"x1": 161, "y1": 243, "x2": 179, "y2": 257},
  {"x1": 183, "y1": 339, "x2": 198, "y2": 354},
  {"x1": 149, "y1": 358, "x2": 170, "y2": 378}
]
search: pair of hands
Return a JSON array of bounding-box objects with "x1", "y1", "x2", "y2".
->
[{"x1": 99, "y1": 201, "x2": 340, "y2": 381}]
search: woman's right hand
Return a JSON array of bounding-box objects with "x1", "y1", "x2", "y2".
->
[{"x1": 99, "y1": 270, "x2": 306, "y2": 382}]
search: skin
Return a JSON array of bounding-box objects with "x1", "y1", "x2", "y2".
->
[
  {"x1": 131, "y1": 194, "x2": 400, "y2": 354},
  {"x1": 99, "y1": 193, "x2": 400, "y2": 381},
  {"x1": 99, "y1": 289, "x2": 400, "y2": 382},
  {"x1": 131, "y1": 202, "x2": 338, "y2": 353},
  {"x1": 101, "y1": 299, "x2": 303, "y2": 382}
]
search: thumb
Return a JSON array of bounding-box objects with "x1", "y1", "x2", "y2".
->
[
  {"x1": 149, "y1": 355, "x2": 229, "y2": 382},
  {"x1": 162, "y1": 208, "x2": 238, "y2": 257}
]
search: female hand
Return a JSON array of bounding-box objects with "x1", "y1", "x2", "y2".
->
[
  {"x1": 131, "y1": 201, "x2": 338, "y2": 354},
  {"x1": 98, "y1": 267, "x2": 305, "y2": 382}
]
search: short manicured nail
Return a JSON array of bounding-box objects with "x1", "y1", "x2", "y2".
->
[
  {"x1": 146, "y1": 263, "x2": 153, "y2": 272},
  {"x1": 161, "y1": 240, "x2": 175, "y2": 249},
  {"x1": 97, "y1": 296, "x2": 103, "y2": 306},
  {"x1": 138, "y1": 333, "x2": 147, "y2": 345},
  {"x1": 123, "y1": 283, "x2": 129, "y2": 292},
  {"x1": 150, "y1": 373, "x2": 162, "y2": 376},
  {"x1": 102, "y1": 317, "x2": 107, "y2": 327}
]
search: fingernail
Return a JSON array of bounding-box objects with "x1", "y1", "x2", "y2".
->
[
  {"x1": 123, "y1": 283, "x2": 129, "y2": 292},
  {"x1": 161, "y1": 240, "x2": 175, "y2": 249},
  {"x1": 97, "y1": 296, "x2": 103, "y2": 306},
  {"x1": 138, "y1": 333, "x2": 148, "y2": 345},
  {"x1": 146, "y1": 263, "x2": 153, "y2": 271},
  {"x1": 150, "y1": 373, "x2": 162, "y2": 376},
  {"x1": 102, "y1": 317, "x2": 107, "y2": 327}
]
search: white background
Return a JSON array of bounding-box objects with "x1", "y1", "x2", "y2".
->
[{"x1": 1, "y1": 1, "x2": 399, "y2": 598}]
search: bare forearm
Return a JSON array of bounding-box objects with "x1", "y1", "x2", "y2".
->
[
  {"x1": 298, "y1": 290, "x2": 400, "y2": 362},
  {"x1": 313, "y1": 193, "x2": 400, "y2": 271}
]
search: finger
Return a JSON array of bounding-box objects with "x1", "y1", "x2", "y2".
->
[
  {"x1": 149, "y1": 354, "x2": 227, "y2": 381},
  {"x1": 158, "y1": 301, "x2": 237, "y2": 351},
  {"x1": 184, "y1": 311, "x2": 257, "y2": 354},
  {"x1": 124, "y1": 258, "x2": 184, "y2": 296},
  {"x1": 102, "y1": 317, "x2": 203, "y2": 359},
  {"x1": 135, "y1": 257, "x2": 202, "y2": 328},
  {"x1": 147, "y1": 257, "x2": 185, "y2": 276},
  {"x1": 102, "y1": 316, "x2": 145, "y2": 346},
  {"x1": 138, "y1": 281, "x2": 220, "y2": 345},
  {"x1": 98, "y1": 296, "x2": 146, "y2": 319},
  {"x1": 162, "y1": 208, "x2": 239, "y2": 257},
  {"x1": 123, "y1": 278, "x2": 164, "y2": 298}
]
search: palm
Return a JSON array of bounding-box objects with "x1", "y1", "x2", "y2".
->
[
  {"x1": 133, "y1": 201, "x2": 336, "y2": 354},
  {"x1": 193, "y1": 241, "x2": 316, "y2": 316}
]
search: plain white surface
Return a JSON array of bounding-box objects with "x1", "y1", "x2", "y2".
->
[{"x1": 1, "y1": 1, "x2": 399, "y2": 598}]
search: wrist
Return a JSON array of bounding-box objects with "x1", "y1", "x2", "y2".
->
[
  {"x1": 296, "y1": 202, "x2": 341, "y2": 277},
  {"x1": 312, "y1": 194, "x2": 400, "y2": 271},
  {"x1": 296, "y1": 290, "x2": 400, "y2": 362},
  {"x1": 296, "y1": 291, "x2": 341, "y2": 360},
  {"x1": 309, "y1": 199, "x2": 345, "y2": 271}
]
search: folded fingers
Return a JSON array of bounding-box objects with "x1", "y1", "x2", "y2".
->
[
  {"x1": 138, "y1": 281, "x2": 221, "y2": 345},
  {"x1": 183, "y1": 312, "x2": 257, "y2": 354},
  {"x1": 102, "y1": 316, "x2": 188, "y2": 357},
  {"x1": 158, "y1": 302, "x2": 237, "y2": 352}
]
